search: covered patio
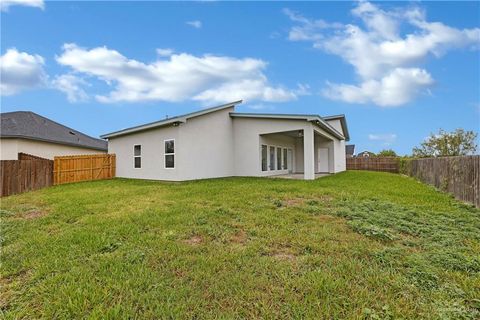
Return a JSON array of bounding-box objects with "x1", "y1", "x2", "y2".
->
[{"x1": 259, "y1": 127, "x2": 336, "y2": 180}]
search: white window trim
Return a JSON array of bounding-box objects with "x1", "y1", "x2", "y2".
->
[
  {"x1": 276, "y1": 146, "x2": 283, "y2": 171},
  {"x1": 268, "y1": 145, "x2": 276, "y2": 171},
  {"x1": 164, "y1": 139, "x2": 175, "y2": 169},
  {"x1": 261, "y1": 143, "x2": 292, "y2": 173},
  {"x1": 261, "y1": 144, "x2": 268, "y2": 172},
  {"x1": 134, "y1": 144, "x2": 141, "y2": 169}
]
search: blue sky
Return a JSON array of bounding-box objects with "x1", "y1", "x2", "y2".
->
[{"x1": 1, "y1": 1, "x2": 479, "y2": 155}]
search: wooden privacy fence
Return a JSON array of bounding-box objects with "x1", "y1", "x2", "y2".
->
[
  {"x1": 0, "y1": 154, "x2": 53, "y2": 197},
  {"x1": 406, "y1": 156, "x2": 479, "y2": 208},
  {"x1": 54, "y1": 154, "x2": 115, "y2": 185},
  {"x1": 347, "y1": 157, "x2": 399, "y2": 173}
]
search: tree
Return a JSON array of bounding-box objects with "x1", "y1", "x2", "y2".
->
[
  {"x1": 412, "y1": 128, "x2": 478, "y2": 157},
  {"x1": 377, "y1": 149, "x2": 397, "y2": 157}
]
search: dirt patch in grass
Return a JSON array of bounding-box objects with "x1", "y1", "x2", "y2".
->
[
  {"x1": 0, "y1": 269, "x2": 31, "y2": 310},
  {"x1": 173, "y1": 269, "x2": 187, "y2": 278},
  {"x1": 183, "y1": 235, "x2": 203, "y2": 246},
  {"x1": 22, "y1": 210, "x2": 47, "y2": 220},
  {"x1": 284, "y1": 198, "x2": 305, "y2": 207},
  {"x1": 230, "y1": 230, "x2": 247, "y2": 244},
  {"x1": 268, "y1": 245, "x2": 298, "y2": 261},
  {"x1": 272, "y1": 252, "x2": 296, "y2": 261},
  {"x1": 280, "y1": 195, "x2": 334, "y2": 208}
]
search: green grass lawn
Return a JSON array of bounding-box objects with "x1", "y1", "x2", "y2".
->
[{"x1": 1, "y1": 171, "x2": 479, "y2": 319}]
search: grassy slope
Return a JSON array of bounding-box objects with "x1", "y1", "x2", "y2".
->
[{"x1": 1, "y1": 171, "x2": 479, "y2": 319}]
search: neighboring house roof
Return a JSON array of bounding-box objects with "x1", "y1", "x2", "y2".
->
[
  {"x1": 346, "y1": 144, "x2": 355, "y2": 156},
  {"x1": 101, "y1": 100, "x2": 243, "y2": 139},
  {"x1": 230, "y1": 113, "x2": 348, "y2": 141},
  {"x1": 0, "y1": 111, "x2": 108, "y2": 151}
]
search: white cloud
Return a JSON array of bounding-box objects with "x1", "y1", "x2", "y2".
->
[
  {"x1": 52, "y1": 74, "x2": 89, "y2": 103},
  {"x1": 56, "y1": 43, "x2": 303, "y2": 104},
  {"x1": 368, "y1": 133, "x2": 397, "y2": 146},
  {"x1": 0, "y1": 0, "x2": 43, "y2": 11},
  {"x1": 156, "y1": 48, "x2": 175, "y2": 57},
  {"x1": 186, "y1": 20, "x2": 202, "y2": 29},
  {"x1": 323, "y1": 68, "x2": 434, "y2": 107},
  {"x1": 0, "y1": 48, "x2": 47, "y2": 95},
  {"x1": 245, "y1": 104, "x2": 275, "y2": 111},
  {"x1": 285, "y1": 1, "x2": 480, "y2": 107}
]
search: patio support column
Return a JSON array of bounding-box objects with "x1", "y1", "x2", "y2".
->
[{"x1": 303, "y1": 128, "x2": 315, "y2": 180}]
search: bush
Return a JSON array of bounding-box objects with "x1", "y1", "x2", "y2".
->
[{"x1": 399, "y1": 157, "x2": 413, "y2": 175}]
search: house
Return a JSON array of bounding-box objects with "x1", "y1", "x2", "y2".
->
[
  {"x1": 357, "y1": 150, "x2": 376, "y2": 158},
  {"x1": 346, "y1": 144, "x2": 355, "y2": 158},
  {"x1": 0, "y1": 111, "x2": 107, "y2": 160},
  {"x1": 101, "y1": 100, "x2": 350, "y2": 181}
]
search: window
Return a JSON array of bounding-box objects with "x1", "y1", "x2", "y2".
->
[
  {"x1": 277, "y1": 147, "x2": 282, "y2": 170},
  {"x1": 165, "y1": 139, "x2": 175, "y2": 168},
  {"x1": 269, "y1": 146, "x2": 275, "y2": 170},
  {"x1": 134, "y1": 145, "x2": 141, "y2": 168},
  {"x1": 261, "y1": 145, "x2": 267, "y2": 171},
  {"x1": 283, "y1": 148, "x2": 287, "y2": 169}
]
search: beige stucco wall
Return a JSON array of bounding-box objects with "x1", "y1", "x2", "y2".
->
[
  {"x1": 107, "y1": 107, "x2": 236, "y2": 181},
  {"x1": 325, "y1": 119, "x2": 343, "y2": 135},
  {"x1": 0, "y1": 139, "x2": 18, "y2": 160},
  {"x1": 333, "y1": 139, "x2": 346, "y2": 172},
  {"x1": 107, "y1": 125, "x2": 180, "y2": 181},
  {"x1": 177, "y1": 106, "x2": 235, "y2": 180},
  {"x1": 0, "y1": 138, "x2": 105, "y2": 160}
]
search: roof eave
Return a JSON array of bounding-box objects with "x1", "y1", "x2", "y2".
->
[{"x1": 100, "y1": 118, "x2": 186, "y2": 139}]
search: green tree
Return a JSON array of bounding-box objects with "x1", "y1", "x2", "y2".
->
[
  {"x1": 377, "y1": 149, "x2": 397, "y2": 157},
  {"x1": 412, "y1": 128, "x2": 478, "y2": 157}
]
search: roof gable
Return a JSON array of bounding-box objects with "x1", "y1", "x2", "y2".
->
[
  {"x1": 230, "y1": 112, "x2": 349, "y2": 141},
  {"x1": 0, "y1": 111, "x2": 107, "y2": 151}
]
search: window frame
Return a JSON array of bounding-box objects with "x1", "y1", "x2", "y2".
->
[
  {"x1": 269, "y1": 146, "x2": 276, "y2": 170},
  {"x1": 283, "y1": 148, "x2": 288, "y2": 169},
  {"x1": 164, "y1": 139, "x2": 175, "y2": 169},
  {"x1": 133, "y1": 144, "x2": 141, "y2": 169},
  {"x1": 276, "y1": 147, "x2": 282, "y2": 171},
  {"x1": 261, "y1": 144, "x2": 268, "y2": 171}
]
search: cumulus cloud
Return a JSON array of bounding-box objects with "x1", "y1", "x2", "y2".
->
[
  {"x1": 0, "y1": 48, "x2": 47, "y2": 95},
  {"x1": 56, "y1": 43, "x2": 304, "y2": 104},
  {"x1": 156, "y1": 48, "x2": 175, "y2": 57},
  {"x1": 0, "y1": 0, "x2": 44, "y2": 11},
  {"x1": 323, "y1": 68, "x2": 434, "y2": 107},
  {"x1": 52, "y1": 74, "x2": 89, "y2": 103},
  {"x1": 186, "y1": 20, "x2": 202, "y2": 29},
  {"x1": 285, "y1": 1, "x2": 480, "y2": 107},
  {"x1": 368, "y1": 133, "x2": 397, "y2": 146}
]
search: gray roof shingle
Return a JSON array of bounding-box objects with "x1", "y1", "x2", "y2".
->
[
  {"x1": 345, "y1": 144, "x2": 355, "y2": 156},
  {"x1": 1, "y1": 111, "x2": 107, "y2": 151}
]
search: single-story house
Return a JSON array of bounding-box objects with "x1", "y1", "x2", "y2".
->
[
  {"x1": 101, "y1": 100, "x2": 350, "y2": 181},
  {"x1": 0, "y1": 111, "x2": 107, "y2": 160},
  {"x1": 346, "y1": 144, "x2": 355, "y2": 158}
]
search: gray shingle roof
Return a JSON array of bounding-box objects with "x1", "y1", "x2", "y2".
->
[
  {"x1": 1, "y1": 111, "x2": 107, "y2": 151},
  {"x1": 346, "y1": 144, "x2": 355, "y2": 156}
]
